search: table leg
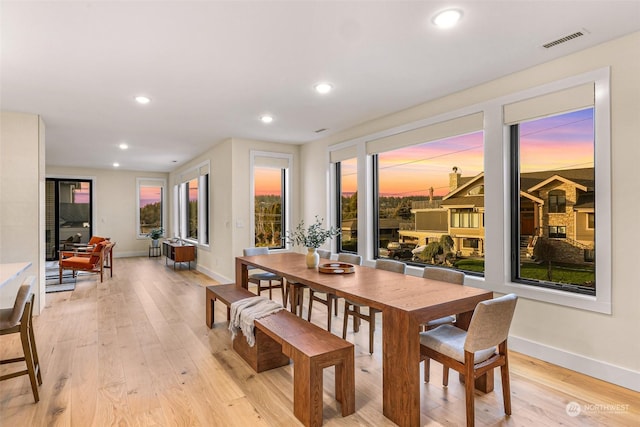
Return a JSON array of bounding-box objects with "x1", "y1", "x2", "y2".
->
[
  {"x1": 382, "y1": 308, "x2": 421, "y2": 427},
  {"x1": 235, "y1": 258, "x2": 249, "y2": 289}
]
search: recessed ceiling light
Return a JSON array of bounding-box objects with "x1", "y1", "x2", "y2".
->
[
  {"x1": 260, "y1": 115, "x2": 274, "y2": 124},
  {"x1": 432, "y1": 9, "x2": 462, "y2": 29},
  {"x1": 119, "y1": 143, "x2": 128, "y2": 150},
  {"x1": 135, "y1": 95, "x2": 151, "y2": 104},
  {"x1": 314, "y1": 82, "x2": 333, "y2": 94},
  {"x1": 113, "y1": 162, "x2": 120, "y2": 167}
]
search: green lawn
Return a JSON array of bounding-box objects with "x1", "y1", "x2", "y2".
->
[
  {"x1": 519, "y1": 262, "x2": 594, "y2": 285},
  {"x1": 453, "y1": 258, "x2": 594, "y2": 285}
]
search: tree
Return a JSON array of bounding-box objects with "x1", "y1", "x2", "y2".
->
[
  {"x1": 439, "y1": 235, "x2": 454, "y2": 252},
  {"x1": 394, "y1": 199, "x2": 413, "y2": 220},
  {"x1": 419, "y1": 235, "x2": 455, "y2": 264},
  {"x1": 421, "y1": 242, "x2": 443, "y2": 264},
  {"x1": 533, "y1": 237, "x2": 555, "y2": 281}
]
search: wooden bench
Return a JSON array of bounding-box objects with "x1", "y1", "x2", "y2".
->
[{"x1": 206, "y1": 284, "x2": 355, "y2": 426}]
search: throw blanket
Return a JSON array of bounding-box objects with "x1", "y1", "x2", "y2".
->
[{"x1": 229, "y1": 296, "x2": 284, "y2": 347}]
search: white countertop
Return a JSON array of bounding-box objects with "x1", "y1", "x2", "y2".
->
[{"x1": 0, "y1": 262, "x2": 32, "y2": 289}]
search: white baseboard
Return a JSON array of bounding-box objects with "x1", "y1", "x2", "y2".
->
[
  {"x1": 509, "y1": 335, "x2": 640, "y2": 392},
  {"x1": 196, "y1": 264, "x2": 233, "y2": 284}
]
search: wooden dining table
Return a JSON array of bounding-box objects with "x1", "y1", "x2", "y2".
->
[{"x1": 235, "y1": 252, "x2": 493, "y2": 427}]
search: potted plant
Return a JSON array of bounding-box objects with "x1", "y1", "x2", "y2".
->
[
  {"x1": 286, "y1": 216, "x2": 340, "y2": 268},
  {"x1": 147, "y1": 227, "x2": 164, "y2": 247}
]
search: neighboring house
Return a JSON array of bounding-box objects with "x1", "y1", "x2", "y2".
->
[
  {"x1": 401, "y1": 168, "x2": 486, "y2": 257},
  {"x1": 400, "y1": 167, "x2": 595, "y2": 264}
]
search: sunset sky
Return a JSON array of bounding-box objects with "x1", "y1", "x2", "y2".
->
[
  {"x1": 255, "y1": 108, "x2": 594, "y2": 198},
  {"x1": 139, "y1": 186, "x2": 162, "y2": 207},
  {"x1": 254, "y1": 167, "x2": 282, "y2": 196}
]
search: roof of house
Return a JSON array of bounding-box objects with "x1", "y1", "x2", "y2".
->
[{"x1": 520, "y1": 168, "x2": 594, "y2": 192}]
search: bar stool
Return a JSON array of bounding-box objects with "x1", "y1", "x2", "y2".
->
[{"x1": 0, "y1": 277, "x2": 42, "y2": 402}]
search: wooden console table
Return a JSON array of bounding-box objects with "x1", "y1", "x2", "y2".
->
[{"x1": 162, "y1": 241, "x2": 195, "y2": 270}]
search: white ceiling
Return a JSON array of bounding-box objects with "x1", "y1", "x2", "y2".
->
[{"x1": 2, "y1": 1, "x2": 639, "y2": 172}]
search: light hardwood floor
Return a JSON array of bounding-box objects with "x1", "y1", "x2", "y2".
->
[{"x1": 1, "y1": 256, "x2": 638, "y2": 426}]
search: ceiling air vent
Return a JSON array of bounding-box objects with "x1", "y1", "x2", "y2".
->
[{"x1": 543, "y1": 31, "x2": 585, "y2": 49}]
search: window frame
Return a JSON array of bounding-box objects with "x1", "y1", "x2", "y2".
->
[
  {"x1": 501, "y1": 68, "x2": 611, "y2": 313},
  {"x1": 250, "y1": 150, "x2": 291, "y2": 251},
  {"x1": 325, "y1": 68, "x2": 611, "y2": 314},
  {"x1": 174, "y1": 161, "x2": 210, "y2": 247},
  {"x1": 136, "y1": 178, "x2": 166, "y2": 239}
]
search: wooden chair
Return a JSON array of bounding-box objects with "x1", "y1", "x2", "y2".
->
[
  {"x1": 306, "y1": 249, "x2": 338, "y2": 330},
  {"x1": 243, "y1": 247, "x2": 285, "y2": 301},
  {"x1": 0, "y1": 277, "x2": 42, "y2": 402},
  {"x1": 307, "y1": 249, "x2": 362, "y2": 332},
  {"x1": 59, "y1": 240, "x2": 114, "y2": 283},
  {"x1": 420, "y1": 293, "x2": 518, "y2": 427},
  {"x1": 73, "y1": 235, "x2": 108, "y2": 252},
  {"x1": 342, "y1": 257, "x2": 403, "y2": 354}
]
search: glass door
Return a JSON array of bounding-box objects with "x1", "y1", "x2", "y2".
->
[{"x1": 45, "y1": 179, "x2": 93, "y2": 260}]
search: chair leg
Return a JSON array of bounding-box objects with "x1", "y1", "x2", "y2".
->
[
  {"x1": 368, "y1": 311, "x2": 375, "y2": 354},
  {"x1": 342, "y1": 301, "x2": 349, "y2": 339},
  {"x1": 284, "y1": 283, "x2": 290, "y2": 310},
  {"x1": 500, "y1": 343, "x2": 512, "y2": 415},
  {"x1": 443, "y1": 366, "x2": 449, "y2": 387},
  {"x1": 464, "y1": 351, "x2": 476, "y2": 427},
  {"x1": 334, "y1": 297, "x2": 339, "y2": 315},
  {"x1": 307, "y1": 290, "x2": 314, "y2": 322},
  {"x1": 28, "y1": 314, "x2": 42, "y2": 385},
  {"x1": 353, "y1": 306, "x2": 360, "y2": 332},
  {"x1": 424, "y1": 357, "x2": 430, "y2": 382},
  {"x1": 326, "y1": 295, "x2": 334, "y2": 332},
  {"x1": 20, "y1": 327, "x2": 39, "y2": 402},
  {"x1": 280, "y1": 281, "x2": 285, "y2": 303}
]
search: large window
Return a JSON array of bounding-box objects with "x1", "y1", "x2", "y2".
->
[
  {"x1": 176, "y1": 163, "x2": 209, "y2": 246},
  {"x1": 136, "y1": 178, "x2": 165, "y2": 238},
  {"x1": 336, "y1": 157, "x2": 358, "y2": 253},
  {"x1": 511, "y1": 107, "x2": 596, "y2": 294},
  {"x1": 372, "y1": 123, "x2": 484, "y2": 274},
  {"x1": 251, "y1": 151, "x2": 291, "y2": 249},
  {"x1": 254, "y1": 166, "x2": 285, "y2": 248}
]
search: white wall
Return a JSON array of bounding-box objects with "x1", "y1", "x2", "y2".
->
[
  {"x1": 46, "y1": 166, "x2": 169, "y2": 257},
  {"x1": 0, "y1": 111, "x2": 45, "y2": 313},
  {"x1": 300, "y1": 32, "x2": 640, "y2": 390},
  {"x1": 168, "y1": 137, "x2": 300, "y2": 282}
]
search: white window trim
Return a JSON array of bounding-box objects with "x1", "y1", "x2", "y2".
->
[
  {"x1": 250, "y1": 150, "x2": 292, "y2": 251},
  {"x1": 175, "y1": 160, "x2": 210, "y2": 247},
  {"x1": 136, "y1": 178, "x2": 167, "y2": 239},
  {"x1": 485, "y1": 67, "x2": 611, "y2": 314}
]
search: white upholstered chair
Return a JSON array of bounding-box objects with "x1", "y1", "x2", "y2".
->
[{"x1": 419, "y1": 293, "x2": 518, "y2": 427}]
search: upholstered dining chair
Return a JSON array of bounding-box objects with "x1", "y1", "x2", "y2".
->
[
  {"x1": 342, "y1": 258, "x2": 404, "y2": 354},
  {"x1": 421, "y1": 266, "x2": 466, "y2": 381},
  {"x1": 0, "y1": 278, "x2": 42, "y2": 402},
  {"x1": 306, "y1": 249, "x2": 338, "y2": 330},
  {"x1": 422, "y1": 266, "x2": 465, "y2": 330},
  {"x1": 419, "y1": 293, "x2": 518, "y2": 427},
  {"x1": 243, "y1": 247, "x2": 285, "y2": 301}
]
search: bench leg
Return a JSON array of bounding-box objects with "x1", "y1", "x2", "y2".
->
[
  {"x1": 335, "y1": 349, "x2": 355, "y2": 417},
  {"x1": 292, "y1": 354, "x2": 323, "y2": 427}
]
